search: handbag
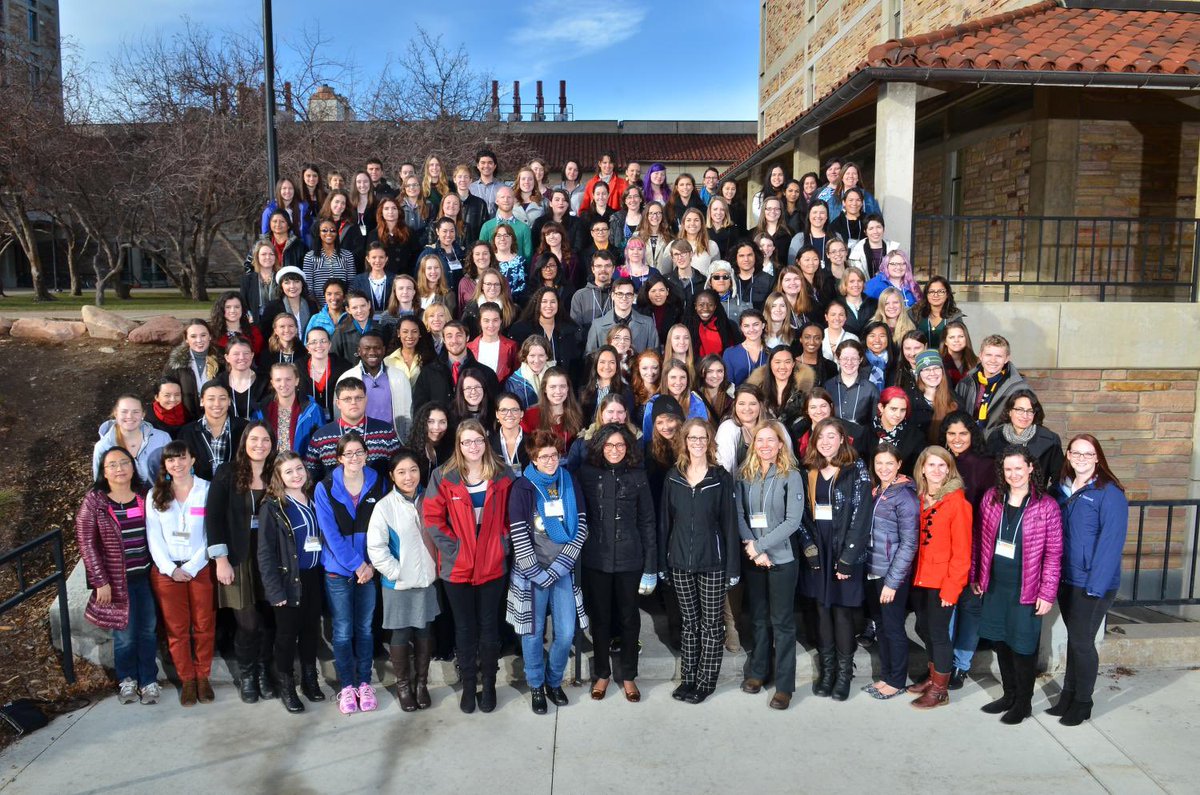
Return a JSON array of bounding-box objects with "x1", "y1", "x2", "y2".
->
[{"x1": 0, "y1": 699, "x2": 49, "y2": 736}]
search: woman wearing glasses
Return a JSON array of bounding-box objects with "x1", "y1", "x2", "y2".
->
[
  {"x1": 659, "y1": 418, "x2": 739, "y2": 704},
  {"x1": 984, "y1": 389, "x2": 1064, "y2": 492},
  {"x1": 907, "y1": 446, "x2": 972, "y2": 709},
  {"x1": 507, "y1": 431, "x2": 589, "y2": 714},
  {"x1": 1050, "y1": 434, "x2": 1128, "y2": 726},
  {"x1": 909, "y1": 276, "x2": 963, "y2": 350},
  {"x1": 424, "y1": 420, "x2": 515, "y2": 714}
]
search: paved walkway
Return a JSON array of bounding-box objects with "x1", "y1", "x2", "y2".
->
[{"x1": 1, "y1": 668, "x2": 1194, "y2": 794}]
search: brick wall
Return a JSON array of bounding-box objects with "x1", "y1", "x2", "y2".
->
[{"x1": 1023, "y1": 368, "x2": 1197, "y2": 501}]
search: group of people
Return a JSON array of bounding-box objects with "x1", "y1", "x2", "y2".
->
[{"x1": 74, "y1": 151, "x2": 1128, "y2": 727}]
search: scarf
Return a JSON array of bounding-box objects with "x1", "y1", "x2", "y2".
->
[
  {"x1": 152, "y1": 400, "x2": 187, "y2": 428},
  {"x1": 865, "y1": 350, "x2": 887, "y2": 391},
  {"x1": 522, "y1": 463, "x2": 579, "y2": 544},
  {"x1": 1001, "y1": 423, "x2": 1037, "y2": 445},
  {"x1": 873, "y1": 414, "x2": 905, "y2": 445},
  {"x1": 974, "y1": 365, "x2": 1009, "y2": 421},
  {"x1": 517, "y1": 362, "x2": 544, "y2": 396}
]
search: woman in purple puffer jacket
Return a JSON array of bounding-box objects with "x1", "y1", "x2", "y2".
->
[{"x1": 972, "y1": 444, "x2": 1062, "y2": 726}]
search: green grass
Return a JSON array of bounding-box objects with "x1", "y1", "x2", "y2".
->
[{"x1": 0, "y1": 290, "x2": 210, "y2": 313}]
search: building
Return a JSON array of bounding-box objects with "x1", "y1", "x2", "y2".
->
[
  {"x1": 727, "y1": 0, "x2": 1200, "y2": 613},
  {"x1": 0, "y1": 0, "x2": 60, "y2": 89},
  {"x1": 308, "y1": 84, "x2": 353, "y2": 122}
]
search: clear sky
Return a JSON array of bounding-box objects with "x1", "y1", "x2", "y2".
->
[{"x1": 60, "y1": 0, "x2": 760, "y2": 121}]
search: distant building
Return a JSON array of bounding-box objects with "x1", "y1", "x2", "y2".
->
[
  {"x1": 0, "y1": 0, "x2": 60, "y2": 90},
  {"x1": 308, "y1": 84, "x2": 353, "y2": 122}
]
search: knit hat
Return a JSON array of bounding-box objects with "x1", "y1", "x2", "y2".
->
[
  {"x1": 650, "y1": 395, "x2": 685, "y2": 423},
  {"x1": 913, "y1": 349, "x2": 942, "y2": 376},
  {"x1": 276, "y1": 265, "x2": 304, "y2": 284}
]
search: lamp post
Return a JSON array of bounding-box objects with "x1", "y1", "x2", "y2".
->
[{"x1": 262, "y1": 0, "x2": 279, "y2": 195}]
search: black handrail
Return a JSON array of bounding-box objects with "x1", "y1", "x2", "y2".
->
[
  {"x1": 1118, "y1": 500, "x2": 1200, "y2": 607},
  {"x1": 0, "y1": 527, "x2": 76, "y2": 683},
  {"x1": 911, "y1": 214, "x2": 1200, "y2": 301}
]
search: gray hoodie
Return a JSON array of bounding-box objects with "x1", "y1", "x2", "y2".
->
[{"x1": 92, "y1": 420, "x2": 172, "y2": 485}]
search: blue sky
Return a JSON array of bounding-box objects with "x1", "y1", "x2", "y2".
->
[{"x1": 60, "y1": 0, "x2": 760, "y2": 121}]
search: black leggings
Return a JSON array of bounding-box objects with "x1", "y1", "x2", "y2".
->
[
  {"x1": 391, "y1": 625, "x2": 433, "y2": 646},
  {"x1": 272, "y1": 567, "x2": 323, "y2": 675},
  {"x1": 1059, "y1": 584, "x2": 1116, "y2": 702},
  {"x1": 913, "y1": 586, "x2": 957, "y2": 673},
  {"x1": 443, "y1": 578, "x2": 505, "y2": 680},
  {"x1": 582, "y1": 568, "x2": 642, "y2": 680},
  {"x1": 232, "y1": 602, "x2": 275, "y2": 667},
  {"x1": 813, "y1": 604, "x2": 858, "y2": 656}
]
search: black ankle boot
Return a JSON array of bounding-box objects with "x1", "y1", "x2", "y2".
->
[
  {"x1": 1045, "y1": 689, "x2": 1074, "y2": 717},
  {"x1": 279, "y1": 673, "x2": 305, "y2": 713},
  {"x1": 1059, "y1": 699, "x2": 1093, "y2": 726},
  {"x1": 530, "y1": 685, "x2": 548, "y2": 714},
  {"x1": 459, "y1": 677, "x2": 477, "y2": 714},
  {"x1": 238, "y1": 662, "x2": 259, "y2": 704},
  {"x1": 256, "y1": 663, "x2": 278, "y2": 700},
  {"x1": 812, "y1": 649, "x2": 836, "y2": 697},
  {"x1": 300, "y1": 664, "x2": 326, "y2": 702},
  {"x1": 831, "y1": 652, "x2": 854, "y2": 701}
]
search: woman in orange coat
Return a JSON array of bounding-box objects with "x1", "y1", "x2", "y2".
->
[{"x1": 907, "y1": 445, "x2": 972, "y2": 709}]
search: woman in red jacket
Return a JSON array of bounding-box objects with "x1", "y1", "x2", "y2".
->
[
  {"x1": 907, "y1": 445, "x2": 972, "y2": 709},
  {"x1": 423, "y1": 419, "x2": 514, "y2": 714},
  {"x1": 974, "y1": 445, "x2": 1062, "y2": 725}
]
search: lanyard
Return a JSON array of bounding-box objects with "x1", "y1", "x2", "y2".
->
[{"x1": 999, "y1": 494, "x2": 1030, "y2": 545}]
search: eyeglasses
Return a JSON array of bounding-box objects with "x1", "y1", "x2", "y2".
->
[
  {"x1": 671, "y1": 252, "x2": 690, "y2": 258},
  {"x1": 497, "y1": 407, "x2": 522, "y2": 415},
  {"x1": 104, "y1": 460, "x2": 133, "y2": 471},
  {"x1": 710, "y1": 274, "x2": 730, "y2": 281},
  {"x1": 603, "y1": 442, "x2": 627, "y2": 451},
  {"x1": 320, "y1": 228, "x2": 337, "y2": 235},
  {"x1": 535, "y1": 452, "x2": 560, "y2": 463},
  {"x1": 613, "y1": 291, "x2": 635, "y2": 298},
  {"x1": 341, "y1": 450, "x2": 367, "y2": 460},
  {"x1": 685, "y1": 435, "x2": 708, "y2": 443},
  {"x1": 1010, "y1": 407, "x2": 1036, "y2": 416},
  {"x1": 460, "y1": 438, "x2": 486, "y2": 448},
  {"x1": 926, "y1": 288, "x2": 947, "y2": 296},
  {"x1": 1068, "y1": 450, "x2": 1097, "y2": 460},
  {"x1": 462, "y1": 385, "x2": 483, "y2": 393}
]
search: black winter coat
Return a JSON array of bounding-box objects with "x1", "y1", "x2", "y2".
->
[
  {"x1": 801, "y1": 459, "x2": 873, "y2": 575},
  {"x1": 257, "y1": 496, "x2": 321, "y2": 606},
  {"x1": 579, "y1": 462, "x2": 657, "y2": 574},
  {"x1": 658, "y1": 465, "x2": 738, "y2": 577}
]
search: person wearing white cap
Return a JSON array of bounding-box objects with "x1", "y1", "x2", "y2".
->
[{"x1": 259, "y1": 266, "x2": 316, "y2": 339}]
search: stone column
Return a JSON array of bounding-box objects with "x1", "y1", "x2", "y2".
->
[
  {"x1": 874, "y1": 82, "x2": 917, "y2": 254},
  {"x1": 746, "y1": 164, "x2": 764, "y2": 229}
]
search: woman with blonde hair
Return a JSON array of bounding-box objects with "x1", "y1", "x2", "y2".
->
[
  {"x1": 678, "y1": 207, "x2": 720, "y2": 276},
  {"x1": 736, "y1": 420, "x2": 806, "y2": 709},
  {"x1": 415, "y1": 252, "x2": 457, "y2": 315},
  {"x1": 634, "y1": 201, "x2": 675, "y2": 271},
  {"x1": 464, "y1": 267, "x2": 518, "y2": 330},
  {"x1": 907, "y1": 445, "x2": 972, "y2": 709},
  {"x1": 421, "y1": 154, "x2": 450, "y2": 207},
  {"x1": 871, "y1": 287, "x2": 918, "y2": 347}
]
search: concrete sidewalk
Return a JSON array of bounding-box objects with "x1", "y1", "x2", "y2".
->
[{"x1": 1, "y1": 667, "x2": 1193, "y2": 794}]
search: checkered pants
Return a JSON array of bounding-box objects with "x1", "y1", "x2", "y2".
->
[{"x1": 672, "y1": 570, "x2": 727, "y2": 692}]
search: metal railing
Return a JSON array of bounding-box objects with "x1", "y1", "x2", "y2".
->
[
  {"x1": 911, "y1": 215, "x2": 1200, "y2": 301},
  {"x1": 1118, "y1": 500, "x2": 1200, "y2": 607},
  {"x1": 0, "y1": 527, "x2": 75, "y2": 683}
]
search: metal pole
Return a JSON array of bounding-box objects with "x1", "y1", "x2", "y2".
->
[
  {"x1": 53, "y1": 529, "x2": 76, "y2": 684},
  {"x1": 262, "y1": 0, "x2": 278, "y2": 195}
]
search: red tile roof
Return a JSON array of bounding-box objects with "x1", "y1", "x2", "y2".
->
[
  {"x1": 726, "y1": 1, "x2": 1200, "y2": 178},
  {"x1": 866, "y1": 1, "x2": 1200, "y2": 74},
  {"x1": 519, "y1": 133, "x2": 756, "y2": 169}
]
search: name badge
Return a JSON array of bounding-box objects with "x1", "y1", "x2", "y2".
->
[
  {"x1": 994, "y1": 539, "x2": 1016, "y2": 560},
  {"x1": 814, "y1": 504, "x2": 833, "y2": 522},
  {"x1": 126, "y1": 506, "x2": 145, "y2": 519},
  {"x1": 448, "y1": 259, "x2": 463, "y2": 271},
  {"x1": 189, "y1": 507, "x2": 206, "y2": 517},
  {"x1": 304, "y1": 535, "x2": 322, "y2": 553},
  {"x1": 543, "y1": 499, "x2": 565, "y2": 518},
  {"x1": 250, "y1": 516, "x2": 260, "y2": 531},
  {"x1": 172, "y1": 528, "x2": 191, "y2": 540},
  {"x1": 750, "y1": 513, "x2": 768, "y2": 529}
]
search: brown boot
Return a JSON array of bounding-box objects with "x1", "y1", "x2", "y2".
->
[
  {"x1": 907, "y1": 662, "x2": 935, "y2": 695},
  {"x1": 413, "y1": 636, "x2": 434, "y2": 710},
  {"x1": 196, "y1": 678, "x2": 215, "y2": 703},
  {"x1": 389, "y1": 644, "x2": 418, "y2": 712},
  {"x1": 911, "y1": 669, "x2": 951, "y2": 710},
  {"x1": 179, "y1": 680, "x2": 198, "y2": 707}
]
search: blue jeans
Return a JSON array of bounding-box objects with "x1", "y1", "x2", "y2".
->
[
  {"x1": 520, "y1": 576, "x2": 577, "y2": 689},
  {"x1": 325, "y1": 573, "x2": 377, "y2": 688},
  {"x1": 950, "y1": 588, "x2": 984, "y2": 671},
  {"x1": 113, "y1": 574, "x2": 158, "y2": 687}
]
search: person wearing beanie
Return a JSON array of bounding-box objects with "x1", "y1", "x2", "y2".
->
[
  {"x1": 259, "y1": 266, "x2": 317, "y2": 339},
  {"x1": 907, "y1": 349, "x2": 959, "y2": 441}
]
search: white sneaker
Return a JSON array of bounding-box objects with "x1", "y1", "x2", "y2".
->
[
  {"x1": 139, "y1": 682, "x2": 161, "y2": 705},
  {"x1": 118, "y1": 677, "x2": 138, "y2": 704}
]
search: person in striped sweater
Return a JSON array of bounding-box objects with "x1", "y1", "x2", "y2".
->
[{"x1": 304, "y1": 378, "x2": 400, "y2": 482}]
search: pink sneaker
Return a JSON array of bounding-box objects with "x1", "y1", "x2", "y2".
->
[
  {"x1": 337, "y1": 686, "x2": 358, "y2": 714},
  {"x1": 357, "y1": 682, "x2": 378, "y2": 712}
]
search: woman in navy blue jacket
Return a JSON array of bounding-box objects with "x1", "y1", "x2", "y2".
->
[
  {"x1": 1050, "y1": 433, "x2": 1128, "y2": 727},
  {"x1": 315, "y1": 431, "x2": 388, "y2": 715}
]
